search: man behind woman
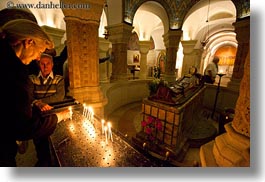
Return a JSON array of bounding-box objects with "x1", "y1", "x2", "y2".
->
[
  {"x1": 29, "y1": 53, "x2": 65, "y2": 112},
  {"x1": 28, "y1": 52, "x2": 66, "y2": 166},
  {"x1": 0, "y1": 19, "x2": 69, "y2": 166}
]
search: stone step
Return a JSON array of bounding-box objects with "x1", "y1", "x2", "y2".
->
[
  {"x1": 224, "y1": 122, "x2": 250, "y2": 149},
  {"x1": 199, "y1": 140, "x2": 218, "y2": 167},
  {"x1": 200, "y1": 140, "x2": 218, "y2": 167},
  {"x1": 213, "y1": 132, "x2": 250, "y2": 167}
]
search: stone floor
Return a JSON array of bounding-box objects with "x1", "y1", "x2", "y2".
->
[{"x1": 16, "y1": 100, "x2": 219, "y2": 167}]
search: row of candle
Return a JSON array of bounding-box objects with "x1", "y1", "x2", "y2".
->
[
  {"x1": 101, "y1": 119, "x2": 113, "y2": 144},
  {"x1": 69, "y1": 106, "x2": 95, "y2": 123},
  {"x1": 82, "y1": 104, "x2": 94, "y2": 124},
  {"x1": 82, "y1": 104, "x2": 113, "y2": 144}
]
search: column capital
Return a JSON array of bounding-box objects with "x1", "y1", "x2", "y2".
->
[
  {"x1": 106, "y1": 23, "x2": 133, "y2": 44},
  {"x1": 163, "y1": 29, "x2": 182, "y2": 48},
  {"x1": 233, "y1": 17, "x2": 250, "y2": 43},
  {"x1": 139, "y1": 40, "x2": 151, "y2": 54},
  {"x1": 181, "y1": 40, "x2": 197, "y2": 54},
  {"x1": 60, "y1": 0, "x2": 104, "y2": 23},
  {"x1": 99, "y1": 37, "x2": 110, "y2": 52}
]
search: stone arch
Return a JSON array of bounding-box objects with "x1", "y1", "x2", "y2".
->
[
  {"x1": 201, "y1": 31, "x2": 237, "y2": 75},
  {"x1": 124, "y1": 0, "x2": 171, "y2": 33}
]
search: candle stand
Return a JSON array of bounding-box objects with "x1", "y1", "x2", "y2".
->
[
  {"x1": 49, "y1": 109, "x2": 167, "y2": 167},
  {"x1": 211, "y1": 73, "x2": 226, "y2": 119}
]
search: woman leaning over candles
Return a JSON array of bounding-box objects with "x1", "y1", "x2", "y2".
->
[{"x1": 0, "y1": 19, "x2": 68, "y2": 167}]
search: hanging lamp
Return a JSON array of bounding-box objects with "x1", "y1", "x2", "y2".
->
[
  {"x1": 103, "y1": 0, "x2": 110, "y2": 40},
  {"x1": 201, "y1": 0, "x2": 211, "y2": 47}
]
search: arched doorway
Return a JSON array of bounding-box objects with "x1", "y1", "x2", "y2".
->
[{"x1": 181, "y1": 0, "x2": 237, "y2": 82}]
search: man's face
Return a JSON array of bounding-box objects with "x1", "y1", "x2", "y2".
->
[{"x1": 39, "y1": 56, "x2": 53, "y2": 77}]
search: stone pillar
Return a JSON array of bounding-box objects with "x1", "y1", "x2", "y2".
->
[
  {"x1": 99, "y1": 37, "x2": 111, "y2": 83},
  {"x1": 139, "y1": 41, "x2": 151, "y2": 79},
  {"x1": 231, "y1": 49, "x2": 250, "y2": 138},
  {"x1": 163, "y1": 30, "x2": 182, "y2": 83},
  {"x1": 107, "y1": 23, "x2": 133, "y2": 81},
  {"x1": 200, "y1": 48, "x2": 250, "y2": 167},
  {"x1": 181, "y1": 40, "x2": 202, "y2": 76},
  {"x1": 227, "y1": 17, "x2": 250, "y2": 91},
  {"x1": 61, "y1": 0, "x2": 107, "y2": 118},
  {"x1": 195, "y1": 49, "x2": 203, "y2": 74}
]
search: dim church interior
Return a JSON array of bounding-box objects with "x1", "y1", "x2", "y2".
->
[{"x1": 1, "y1": 0, "x2": 250, "y2": 167}]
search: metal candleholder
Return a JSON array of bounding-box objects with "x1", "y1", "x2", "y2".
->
[{"x1": 211, "y1": 73, "x2": 226, "y2": 119}]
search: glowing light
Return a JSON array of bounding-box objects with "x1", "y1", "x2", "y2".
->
[
  {"x1": 82, "y1": 120, "x2": 96, "y2": 138},
  {"x1": 107, "y1": 122, "x2": 113, "y2": 142},
  {"x1": 68, "y1": 106, "x2": 73, "y2": 120},
  {"x1": 83, "y1": 103, "x2": 86, "y2": 115},
  {"x1": 101, "y1": 119, "x2": 105, "y2": 135},
  {"x1": 104, "y1": 126, "x2": 108, "y2": 144},
  {"x1": 69, "y1": 123, "x2": 75, "y2": 132}
]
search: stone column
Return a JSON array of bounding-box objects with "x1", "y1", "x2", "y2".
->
[
  {"x1": 163, "y1": 30, "x2": 182, "y2": 83},
  {"x1": 181, "y1": 40, "x2": 202, "y2": 76},
  {"x1": 139, "y1": 41, "x2": 151, "y2": 79},
  {"x1": 227, "y1": 17, "x2": 250, "y2": 91},
  {"x1": 107, "y1": 23, "x2": 133, "y2": 81},
  {"x1": 41, "y1": 25, "x2": 65, "y2": 50},
  {"x1": 200, "y1": 48, "x2": 250, "y2": 167},
  {"x1": 61, "y1": 0, "x2": 107, "y2": 118},
  {"x1": 231, "y1": 48, "x2": 250, "y2": 138},
  {"x1": 99, "y1": 37, "x2": 111, "y2": 83},
  {"x1": 195, "y1": 49, "x2": 203, "y2": 74}
]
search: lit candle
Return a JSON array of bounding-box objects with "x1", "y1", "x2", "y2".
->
[
  {"x1": 107, "y1": 122, "x2": 113, "y2": 142},
  {"x1": 85, "y1": 106, "x2": 89, "y2": 119},
  {"x1": 83, "y1": 104, "x2": 86, "y2": 115},
  {"x1": 68, "y1": 107, "x2": 73, "y2": 120},
  {"x1": 104, "y1": 126, "x2": 108, "y2": 144},
  {"x1": 101, "y1": 119, "x2": 105, "y2": 134},
  {"x1": 84, "y1": 106, "x2": 87, "y2": 118},
  {"x1": 88, "y1": 106, "x2": 93, "y2": 121},
  {"x1": 91, "y1": 111, "x2": 94, "y2": 125}
]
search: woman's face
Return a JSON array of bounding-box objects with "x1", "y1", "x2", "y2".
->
[{"x1": 20, "y1": 39, "x2": 47, "y2": 65}]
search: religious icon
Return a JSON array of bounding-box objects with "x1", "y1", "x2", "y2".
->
[
  {"x1": 157, "y1": 51, "x2": 166, "y2": 73},
  {"x1": 133, "y1": 54, "x2": 139, "y2": 63}
]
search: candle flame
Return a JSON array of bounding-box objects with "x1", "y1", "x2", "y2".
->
[
  {"x1": 88, "y1": 106, "x2": 93, "y2": 112},
  {"x1": 69, "y1": 123, "x2": 75, "y2": 132},
  {"x1": 107, "y1": 122, "x2": 111, "y2": 128}
]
